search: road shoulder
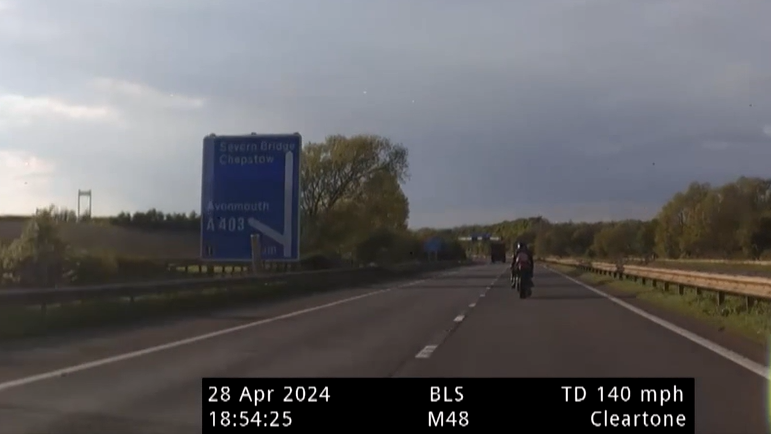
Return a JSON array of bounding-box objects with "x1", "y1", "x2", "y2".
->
[
  {"x1": 545, "y1": 265, "x2": 769, "y2": 369},
  {"x1": 0, "y1": 267, "x2": 462, "y2": 384}
]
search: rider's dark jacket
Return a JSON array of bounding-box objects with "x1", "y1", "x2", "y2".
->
[{"x1": 512, "y1": 248, "x2": 534, "y2": 277}]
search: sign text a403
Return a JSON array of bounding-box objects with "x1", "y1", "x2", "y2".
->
[{"x1": 205, "y1": 216, "x2": 246, "y2": 232}]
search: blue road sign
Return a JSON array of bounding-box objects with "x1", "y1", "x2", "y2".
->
[
  {"x1": 201, "y1": 133, "x2": 301, "y2": 261},
  {"x1": 423, "y1": 237, "x2": 443, "y2": 253}
]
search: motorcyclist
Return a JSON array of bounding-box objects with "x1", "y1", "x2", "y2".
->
[{"x1": 511, "y1": 242, "x2": 535, "y2": 290}]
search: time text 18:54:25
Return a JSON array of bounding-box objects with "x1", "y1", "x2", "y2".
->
[{"x1": 209, "y1": 410, "x2": 292, "y2": 429}]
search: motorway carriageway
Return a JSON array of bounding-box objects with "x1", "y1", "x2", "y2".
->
[{"x1": 0, "y1": 264, "x2": 767, "y2": 433}]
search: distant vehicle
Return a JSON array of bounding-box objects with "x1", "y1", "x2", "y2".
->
[{"x1": 490, "y1": 241, "x2": 506, "y2": 263}]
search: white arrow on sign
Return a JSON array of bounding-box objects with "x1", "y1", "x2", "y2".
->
[{"x1": 247, "y1": 150, "x2": 294, "y2": 257}]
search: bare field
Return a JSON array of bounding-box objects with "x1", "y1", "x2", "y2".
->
[{"x1": 0, "y1": 219, "x2": 199, "y2": 259}]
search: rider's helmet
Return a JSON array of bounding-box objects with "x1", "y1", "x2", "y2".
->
[{"x1": 516, "y1": 241, "x2": 527, "y2": 251}]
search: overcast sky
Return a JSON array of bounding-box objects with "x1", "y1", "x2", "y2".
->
[{"x1": 1, "y1": 0, "x2": 770, "y2": 228}]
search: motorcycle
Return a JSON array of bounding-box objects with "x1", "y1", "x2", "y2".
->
[{"x1": 511, "y1": 265, "x2": 533, "y2": 299}]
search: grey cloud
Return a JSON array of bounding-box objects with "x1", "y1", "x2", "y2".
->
[{"x1": 1, "y1": 0, "x2": 771, "y2": 228}]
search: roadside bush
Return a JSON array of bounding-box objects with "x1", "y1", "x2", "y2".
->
[
  {"x1": 112, "y1": 257, "x2": 174, "y2": 281},
  {"x1": 355, "y1": 228, "x2": 422, "y2": 264},
  {"x1": 300, "y1": 252, "x2": 345, "y2": 270},
  {"x1": 0, "y1": 209, "x2": 176, "y2": 288},
  {"x1": 64, "y1": 250, "x2": 120, "y2": 285},
  {"x1": 0, "y1": 208, "x2": 69, "y2": 287},
  {"x1": 437, "y1": 240, "x2": 467, "y2": 261}
]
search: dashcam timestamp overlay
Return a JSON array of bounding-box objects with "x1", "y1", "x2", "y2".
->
[
  {"x1": 206, "y1": 383, "x2": 329, "y2": 429},
  {"x1": 563, "y1": 383, "x2": 689, "y2": 428},
  {"x1": 202, "y1": 377, "x2": 694, "y2": 432}
]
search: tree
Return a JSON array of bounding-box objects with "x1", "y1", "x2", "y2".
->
[
  {"x1": 10, "y1": 155, "x2": 771, "y2": 275},
  {"x1": 301, "y1": 134, "x2": 408, "y2": 220},
  {"x1": 300, "y1": 134, "x2": 410, "y2": 258},
  {"x1": 433, "y1": 176, "x2": 771, "y2": 262},
  {"x1": 634, "y1": 219, "x2": 657, "y2": 260},
  {"x1": 570, "y1": 224, "x2": 598, "y2": 257},
  {"x1": 534, "y1": 223, "x2": 571, "y2": 257}
]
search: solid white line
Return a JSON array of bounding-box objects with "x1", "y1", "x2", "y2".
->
[
  {"x1": 0, "y1": 275, "x2": 439, "y2": 393},
  {"x1": 546, "y1": 266, "x2": 771, "y2": 380},
  {"x1": 415, "y1": 345, "x2": 438, "y2": 359},
  {"x1": 453, "y1": 315, "x2": 465, "y2": 322}
]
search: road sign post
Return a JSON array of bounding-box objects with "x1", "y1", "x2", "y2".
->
[
  {"x1": 250, "y1": 234, "x2": 263, "y2": 273},
  {"x1": 423, "y1": 237, "x2": 442, "y2": 262},
  {"x1": 201, "y1": 133, "x2": 302, "y2": 262}
]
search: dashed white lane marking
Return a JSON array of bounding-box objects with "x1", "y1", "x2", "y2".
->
[
  {"x1": 0, "y1": 268, "x2": 465, "y2": 393},
  {"x1": 415, "y1": 345, "x2": 438, "y2": 359},
  {"x1": 546, "y1": 266, "x2": 770, "y2": 380},
  {"x1": 414, "y1": 266, "x2": 510, "y2": 359}
]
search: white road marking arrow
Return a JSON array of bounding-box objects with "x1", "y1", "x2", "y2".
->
[{"x1": 247, "y1": 150, "x2": 293, "y2": 257}]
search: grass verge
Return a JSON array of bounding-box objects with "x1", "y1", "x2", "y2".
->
[
  {"x1": 0, "y1": 264, "x2": 461, "y2": 341},
  {"x1": 549, "y1": 264, "x2": 771, "y2": 344}
]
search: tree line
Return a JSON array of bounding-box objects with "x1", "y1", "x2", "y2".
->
[
  {"x1": 424, "y1": 177, "x2": 771, "y2": 261},
  {"x1": 31, "y1": 207, "x2": 202, "y2": 231},
  {"x1": 9, "y1": 135, "x2": 768, "y2": 289},
  {"x1": 2, "y1": 134, "x2": 467, "y2": 287}
]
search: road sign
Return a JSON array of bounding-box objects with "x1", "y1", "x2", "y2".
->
[
  {"x1": 423, "y1": 237, "x2": 443, "y2": 253},
  {"x1": 201, "y1": 133, "x2": 301, "y2": 261}
]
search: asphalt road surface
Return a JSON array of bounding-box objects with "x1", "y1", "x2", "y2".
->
[{"x1": 0, "y1": 264, "x2": 767, "y2": 433}]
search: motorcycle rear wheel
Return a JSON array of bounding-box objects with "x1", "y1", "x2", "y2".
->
[{"x1": 519, "y1": 277, "x2": 532, "y2": 299}]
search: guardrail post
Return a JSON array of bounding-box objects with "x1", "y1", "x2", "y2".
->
[
  {"x1": 663, "y1": 282, "x2": 669, "y2": 291},
  {"x1": 746, "y1": 296, "x2": 756, "y2": 311},
  {"x1": 695, "y1": 287, "x2": 702, "y2": 296},
  {"x1": 614, "y1": 260, "x2": 624, "y2": 278},
  {"x1": 678, "y1": 284, "x2": 684, "y2": 295},
  {"x1": 716, "y1": 291, "x2": 725, "y2": 306},
  {"x1": 250, "y1": 234, "x2": 263, "y2": 274}
]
